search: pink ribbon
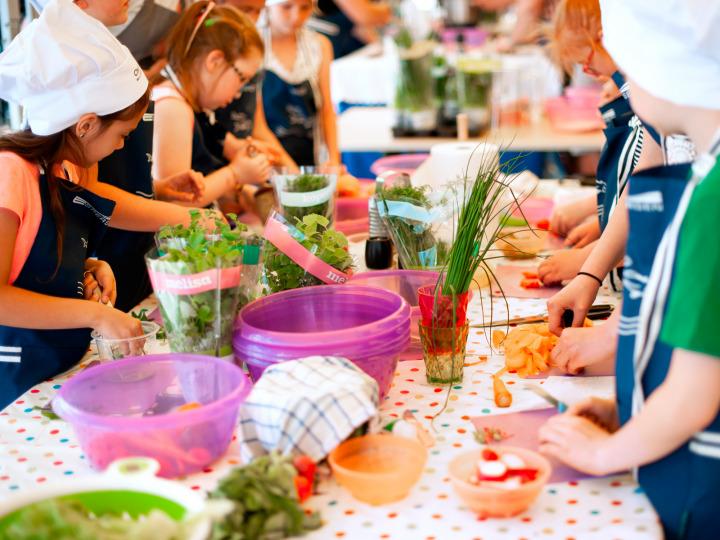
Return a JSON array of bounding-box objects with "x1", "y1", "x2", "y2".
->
[
  {"x1": 148, "y1": 266, "x2": 241, "y2": 295},
  {"x1": 264, "y1": 217, "x2": 350, "y2": 285}
]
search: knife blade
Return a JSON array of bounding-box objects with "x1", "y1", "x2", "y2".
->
[{"x1": 525, "y1": 384, "x2": 568, "y2": 412}]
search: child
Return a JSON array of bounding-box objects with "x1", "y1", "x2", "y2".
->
[
  {"x1": 540, "y1": 2, "x2": 720, "y2": 537},
  {"x1": 538, "y1": 0, "x2": 663, "y2": 287},
  {"x1": 263, "y1": 0, "x2": 340, "y2": 166},
  {"x1": 30, "y1": 0, "x2": 212, "y2": 312},
  {"x1": 212, "y1": 0, "x2": 296, "y2": 170},
  {"x1": 152, "y1": 1, "x2": 270, "y2": 204},
  {"x1": 0, "y1": 0, "x2": 149, "y2": 406}
]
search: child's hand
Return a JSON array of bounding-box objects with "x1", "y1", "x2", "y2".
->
[
  {"x1": 538, "y1": 413, "x2": 612, "y2": 475},
  {"x1": 564, "y1": 219, "x2": 601, "y2": 248},
  {"x1": 246, "y1": 138, "x2": 282, "y2": 165},
  {"x1": 93, "y1": 307, "x2": 143, "y2": 341},
  {"x1": 155, "y1": 170, "x2": 205, "y2": 203},
  {"x1": 550, "y1": 325, "x2": 616, "y2": 375},
  {"x1": 538, "y1": 248, "x2": 589, "y2": 285},
  {"x1": 550, "y1": 199, "x2": 595, "y2": 236},
  {"x1": 230, "y1": 153, "x2": 270, "y2": 186},
  {"x1": 567, "y1": 397, "x2": 620, "y2": 433},
  {"x1": 83, "y1": 259, "x2": 117, "y2": 305},
  {"x1": 546, "y1": 275, "x2": 601, "y2": 336}
]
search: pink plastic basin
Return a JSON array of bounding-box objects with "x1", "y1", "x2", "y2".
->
[
  {"x1": 233, "y1": 285, "x2": 411, "y2": 397},
  {"x1": 370, "y1": 154, "x2": 429, "y2": 177},
  {"x1": 53, "y1": 354, "x2": 251, "y2": 478},
  {"x1": 348, "y1": 270, "x2": 439, "y2": 360}
]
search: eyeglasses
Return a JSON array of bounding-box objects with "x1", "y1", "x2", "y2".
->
[{"x1": 184, "y1": 1, "x2": 216, "y2": 56}]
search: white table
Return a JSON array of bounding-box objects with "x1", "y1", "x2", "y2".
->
[
  {"x1": 339, "y1": 107, "x2": 605, "y2": 154},
  {"x1": 0, "y1": 289, "x2": 661, "y2": 539}
]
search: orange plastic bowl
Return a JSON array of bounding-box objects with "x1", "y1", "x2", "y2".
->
[
  {"x1": 449, "y1": 446, "x2": 551, "y2": 518},
  {"x1": 329, "y1": 434, "x2": 427, "y2": 505}
]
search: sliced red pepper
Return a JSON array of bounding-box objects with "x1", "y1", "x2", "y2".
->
[
  {"x1": 520, "y1": 278, "x2": 542, "y2": 289},
  {"x1": 481, "y1": 448, "x2": 499, "y2": 461},
  {"x1": 293, "y1": 455, "x2": 317, "y2": 485},
  {"x1": 294, "y1": 475, "x2": 312, "y2": 502},
  {"x1": 535, "y1": 219, "x2": 550, "y2": 231},
  {"x1": 522, "y1": 271, "x2": 539, "y2": 279}
]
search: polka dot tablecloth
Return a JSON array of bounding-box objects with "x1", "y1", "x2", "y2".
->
[{"x1": 0, "y1": 292, "x2": 662, "y2": 539}]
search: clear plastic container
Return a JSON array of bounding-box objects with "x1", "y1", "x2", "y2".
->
[
  {"x1": 92, "y1": 321, "x2": 162, "y2": 361},
  {"x1": 53, "y1": 354, "x2": 251, "y2": 478},
  {"x1": 233, "y1": 285, "x2": 411, "y2": 397}
]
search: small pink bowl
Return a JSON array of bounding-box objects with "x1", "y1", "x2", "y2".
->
[{"x1": 449, "y1": 446, "x2": 552, "y2": 518}]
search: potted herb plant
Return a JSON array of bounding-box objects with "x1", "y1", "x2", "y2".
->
[
  {"x1": 262, "y1": 213, "x2": 354, "y2": 294},
  {"x1": 393, "y1": 27, "x2": 437, "y2": 134},
  {"x1": 271, "y1": 167, "x2": 338, "y2": 224},
  {"x1": 456, "y1": 57, "x2": 498, "y2": 133},
  {"x1": 376, "y1": 183, "x2": 455, "y2": 271},
  {"x1": 146, "y1": 210, "x2": 245, "y2": 359},
  {"x1": 418, "y1": 147, "x2": 519, "y2": 384}
]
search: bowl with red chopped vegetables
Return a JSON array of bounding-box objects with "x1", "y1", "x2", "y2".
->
[{"x1": 449, "y1": 446, "x2": 551, "y2": 517}]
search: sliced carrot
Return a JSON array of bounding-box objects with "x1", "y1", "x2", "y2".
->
[{"x1": 492, "y1": 330, "x2": 506, "y2": 348}]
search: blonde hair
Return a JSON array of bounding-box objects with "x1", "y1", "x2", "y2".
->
[
  {"x1": 165, "y1": 1, "x2": 264, "y2": 111},
  {"x1": 549, "y1": 0, "x2": 603, "y2": 74}
]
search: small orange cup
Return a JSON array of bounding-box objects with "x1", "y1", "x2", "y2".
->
[
  {"x1": 449, "y1": 446, "x2": 551, "y2": 518},
  {"x1": 329, "y1": 434, "x2": 427, "y2": 505}
]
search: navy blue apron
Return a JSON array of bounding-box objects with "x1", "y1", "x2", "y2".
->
[
  {"x1": 313, "y1": 0, "x2": 365, "y2": 59},
  {"x1": 596, "y1": 72, "x2": 643, "y2": 232},
  {"x1": 262, "y1": 71, "x2": 317, "y2": 166},
  {"x1": 194, "y1": 72, "x2": 263, "y2": 167},
  {"x1": 214, "y1": 72, "x2": 262, "y2": 141},
  {"x1": 616, "y1": 160, "x2": 720, "y2": 539},
  {"x1": 0, "y1": 170, "x2": 115, "y2": 408},
  {"x1": 96, "y1": 103, "x2": 155, "y2": 312}
]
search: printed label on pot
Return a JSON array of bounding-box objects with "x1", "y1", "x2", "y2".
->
[
  {"x1": 276, "y1": 176, "x2": 336, "y2": 208},
  {"x1": 264, "y1": 216, "x2": 350, "y2": 285},
  {"x1": 148, "y1": 266, "x2": 242, "y2": 295}
]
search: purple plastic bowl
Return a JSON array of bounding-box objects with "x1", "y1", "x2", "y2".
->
[
  {"x1": 233, "y1": 285, "x2": 411, "y2": 397},
  {"x1": 349, "y1": 270, "x2": 439, "y2": 360},
  {"x1": 53, "y1": 354, "x2": 251, "y2": 478}
]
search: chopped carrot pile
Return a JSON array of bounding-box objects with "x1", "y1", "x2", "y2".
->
[
  {"x1": 492, "y1": 329, "x2": 506, "y2": 348},
  {"x1": 520, "y1": 278, "x2": 543, "y2": 289},
  {"x1": 503, "y1": 323, "x2": 558, "y2": 377}
]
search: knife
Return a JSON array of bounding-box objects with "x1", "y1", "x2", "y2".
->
[
  {"x1": 525, "y1": 384, "x2": 568, "y2": 413},
  {"x1": 471, "y1": 303, "x2": 614, "y2": 328}
]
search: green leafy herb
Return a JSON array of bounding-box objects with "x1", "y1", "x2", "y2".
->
[
  {"x1": 378, "y1": 185, "x2": 445, "y2": 269},
  {"x1": 280, "y1": 174, "x2": 331, "y2": 223},
  {"x1": 1, "y1": 498, "x2": 223, "y2": 540},
  {"x1": 147, "y1": 210, "x2": 246, "y2": 357},
  {"x1": 131, "y1": 308, "x2": 167, "y2": 340},
  {"x1": 210, "y1": 452, "x2": 322, "y2": 540},
  {"x1": 263, "y1": 214, "x2": 354, "y2": 294}
]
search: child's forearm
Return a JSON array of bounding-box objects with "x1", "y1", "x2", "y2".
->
[
  {"x1": 580, "y1": 191, "x2": 629, "y2": 278},
  {"x1": 322, "y1": 103, "x2": 340, "y2": 164},
  {"x1": 0, "y1": 285, "x2": 107, "y2": 331},
  {"x1": 170, "y1": 166, "x2": 235, "y2": 208},
  {"x1": 87, "y1": 181, "x2": 194, "y2": 230},
  {"x1": 598, "y1": 348, "x2": 720, "y2": 474}
]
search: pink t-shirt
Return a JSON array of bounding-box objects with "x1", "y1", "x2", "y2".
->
[{"x1": 0, "y1": 152, "x2": 82, "y2": 284}]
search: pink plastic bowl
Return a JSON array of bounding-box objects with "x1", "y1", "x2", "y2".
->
[
  {"x1": 349, "y1": 270, "x2": 439, "y2": 360},
  {"x1": 370, "y1": 154, "x2": 429, "y2": 177},
  {"x1": 545, "y1": 96, "x2": 604, "y2": 132},
  {"x1": 53, "y1": 354, "x2": 251, "y2": 478},
  {"x1": 233, "y1": 285, "x2": 411, "y2": 397}
]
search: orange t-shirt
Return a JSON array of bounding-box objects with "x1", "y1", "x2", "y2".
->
[{"x1": 0, "y1": 152, "x2": 83, "y2": 284}]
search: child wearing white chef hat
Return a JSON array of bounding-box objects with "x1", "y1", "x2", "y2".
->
[
  {"x1": 0, "y1": 0, "x2": 160, "y2": 407},
  {"x1": 29, "y1": 0, "x2": 130, "y2": 26},
  {"x1": 539, "y1": 2, "x2": 720, "y2": 538}
]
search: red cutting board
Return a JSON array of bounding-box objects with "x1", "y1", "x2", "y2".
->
[{"x1": 471, "y1": 408, "x2": 598, "y2": 484}]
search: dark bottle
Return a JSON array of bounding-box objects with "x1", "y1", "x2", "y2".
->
[{"x1": 365, "y1": 196, "x2": 393, "y2": 269}]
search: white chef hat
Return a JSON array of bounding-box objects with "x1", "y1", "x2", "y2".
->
[
  {"x1": 0, "y1": 0, "x2": 148, "y2": 136},
  {"x1": 601, "y1": 0, "x2": 720, "y2": 110}
]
